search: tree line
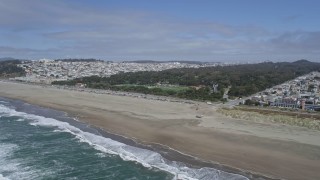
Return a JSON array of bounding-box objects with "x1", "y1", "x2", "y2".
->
[
  {"x1": 52, "y1": 60, "x2": 320, "y2": 101},
  {"x1": 0, "y1": 60, "x2": 25, "y2": 77}
]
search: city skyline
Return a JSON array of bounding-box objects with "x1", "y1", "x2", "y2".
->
[{"x1": 1, "y1": 0, "x2": 320, "y2": 62}]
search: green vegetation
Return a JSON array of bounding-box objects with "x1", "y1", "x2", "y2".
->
[
  {"x1": 244, "y1": 99, "x2": 260, "y2": 106},
  {"x1": 0, "y1": 60, "x2": 25, "y2": 77},
  {"x1": 52, "y1": 60, "x2": 320, "y2": 101},
  {"x1": 112, "y1": 84, "x2": 191, "y2": 97},
  {"x1": 115, "y1": 84, "x2": 190, "y2": 94},
  {"x1": 52, "y1": 77, "x2": 223, "y2": 101},
  {"x1": 217, "y1": 107, "x2": 320, "y2": 131}
]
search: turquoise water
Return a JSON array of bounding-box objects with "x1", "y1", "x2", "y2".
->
[{"x1": 0, "y1": 99, "x2": 248, "y2": 180}]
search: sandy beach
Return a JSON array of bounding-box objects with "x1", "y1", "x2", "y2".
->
[{"x1": 1, "y1": 81, "x2": 320, "y2": 180}]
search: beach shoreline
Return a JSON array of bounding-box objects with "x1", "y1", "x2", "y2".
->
[
  {"x1": 0, "y1": 96, "x2": 257, "y2": 179},
  {"x1": 1, "y1": 81, "x2": 320, "y2": 180}
]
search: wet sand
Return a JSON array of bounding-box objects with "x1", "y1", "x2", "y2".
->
[{"x1": 1, "y1": 81, "x2": 320, "y2": 180}]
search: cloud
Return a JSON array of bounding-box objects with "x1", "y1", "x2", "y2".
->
[
  {"x1": 269, "y1": 31, "x2": 320, "y2": 53},
  {"x1": 0, "y1": 0, "x2": 319, "y2": 62},
  {"x1": 0, "y1": 46, "x2": 59, "y2": 59}
]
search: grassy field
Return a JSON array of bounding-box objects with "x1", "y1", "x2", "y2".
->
[
  {"x1": 217, "y1": 107, "x2": 320, "y2": 131},
  {"x1": 151, "y1": 85, "x2": 190, "y2": 92},
  {"x1": 114, "y1": 84, "x2": 190, "y2": 92}
]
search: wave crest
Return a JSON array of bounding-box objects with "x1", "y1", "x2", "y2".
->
[{"x1": 0, "y1": 104, "x2": 248, "y2": 180}]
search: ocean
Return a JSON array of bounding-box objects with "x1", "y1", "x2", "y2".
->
[{"x1": 0, "y1": 97, "x2": 248, "y2": 180}]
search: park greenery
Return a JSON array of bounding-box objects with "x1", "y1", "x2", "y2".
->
[
  {"x1": 52, "y1": 60, "x2": 320, "y2": 101},
  {"x1": 0, "y1": 60, "x2": 25, "y2": 77}
]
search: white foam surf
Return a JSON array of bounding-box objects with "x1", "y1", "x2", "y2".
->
[
  {"x1": 0, "y1": 142, "x2": 17, "y2": 180},
  {"x1": 0, "y1": 104, "x2": 248, "y2": 180},
  {"x1": 0, "y1": 174, "x2": 9, "y2": 180},
  {"x1": 0, "y1": 143, "x2": 37, "y2": 180},
  {"x1": 0, "y1": 122, "x2": 56, "y2": 180},
  {"x1": 0, "y1": 101, "x2": 8, "y2": 104}
]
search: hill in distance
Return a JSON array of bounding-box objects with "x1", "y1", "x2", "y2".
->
[{"x1": 0, "y1": 57, "x2": 16, "y2": 61}]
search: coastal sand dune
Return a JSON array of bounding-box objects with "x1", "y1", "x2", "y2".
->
[{"x1": 1, "y1": 81, "x2": 320, "y2": 180}]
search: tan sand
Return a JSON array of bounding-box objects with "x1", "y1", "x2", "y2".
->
[{"x1": 1, "y1": 81, "x2": 320, "y2": 180}]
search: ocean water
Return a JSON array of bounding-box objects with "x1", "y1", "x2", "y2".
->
[{"x1": 0, "y1": 98, "x2": 248, "y2": 180}]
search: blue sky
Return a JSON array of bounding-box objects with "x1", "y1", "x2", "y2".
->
[{"x1": 0, "y1": 0, "x2": 319, "y2": 62}]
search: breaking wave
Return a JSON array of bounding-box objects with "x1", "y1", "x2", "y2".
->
[{"x1": 0, "y1": 104, "x2": 247, "y2": 180}]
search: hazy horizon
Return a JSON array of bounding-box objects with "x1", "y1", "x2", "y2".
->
[
  {"x1": 0, "y1": 0, "x2": 319, "y2": 62},
  {"x1": 1, "y1": 56, "x2": 316, "y2": 64}
]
